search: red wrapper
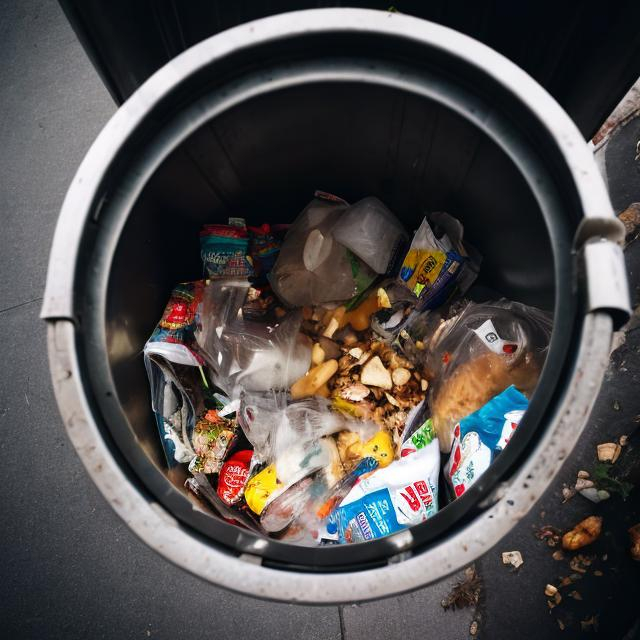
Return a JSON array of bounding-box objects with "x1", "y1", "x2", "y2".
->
[{"x1": 217, "y1": 450, "x2": 253, "y2": 505}]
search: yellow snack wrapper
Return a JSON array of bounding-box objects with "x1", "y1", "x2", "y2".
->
[{"x1": 244, "y1": 464, "x2": 282, "y2": 515}]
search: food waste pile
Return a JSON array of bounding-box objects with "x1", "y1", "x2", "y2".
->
[{"x1": 144, "y1": 191, "x2": 552, "y2": 545}]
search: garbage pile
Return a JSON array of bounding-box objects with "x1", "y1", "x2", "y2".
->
[{"x1": 144, "y1": 191, "x2": 552, "y2": 545}]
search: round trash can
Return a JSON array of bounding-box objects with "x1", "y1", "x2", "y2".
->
[{"x1": 42, "y1": 9, "x2": 630, "y2": 603}]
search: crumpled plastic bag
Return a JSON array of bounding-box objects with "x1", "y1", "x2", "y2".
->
[
  {"x1": 424, "y1": 300, "x2": 552, "y2": 451},
  {"x1": 143, "y1": 281, "x2": 208, "y2": 466},
  {"x1": 195, "y1": 279, "x2": 312, "y2": 398},
  {"x1": 331, "y1": 196, "x2": 408, "y2": 274},
  {"x1": 269, "y1": 195, "x2": 377, "y2": 306},
  {"x1": 236, "y1": 392, "x2": 386, "y2": 517}
]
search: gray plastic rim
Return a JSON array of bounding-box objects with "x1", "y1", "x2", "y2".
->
[{"x1": 42, "y1": 9, "x2": 628, "y2": 602}]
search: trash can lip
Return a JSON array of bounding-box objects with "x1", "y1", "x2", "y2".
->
[
  {"x1": 42, "y1": 7, "x2": 618, "y2": 323},
  {"x1": 55, "y1": 55, "x2": 579, "y2": 565},
  {"x1": 41, "y1": 8, "x2": 626, "y2": 599},
  {"x1": 49, "y1": 311, "x2": 613, "y2": 603}
]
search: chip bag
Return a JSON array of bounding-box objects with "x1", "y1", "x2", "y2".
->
[
  {"x1": 200, "y1": 219, "x2": 252, "y2": 278},
  {"x1": 334, "y1": 419, "x2": 439, "y2": 543},
  {"x1": 398, "y1": 213, "x2": 479, "y2": 310}
]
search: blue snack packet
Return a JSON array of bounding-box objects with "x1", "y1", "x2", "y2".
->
[
  {"x1": 334, "y1": 488, "x2": 406, "y2": 543},
  {"x1": 445, "y1": 385, "x2": 529, "y2": 498}
]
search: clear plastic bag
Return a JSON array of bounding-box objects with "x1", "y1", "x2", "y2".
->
[
  {"x1": 144, "y1": 356, "x2": 200, "y2": 466},
  {"x1": 424, "y1": 300, "x2": 552, "y2": 452},
  {"x1": 262, "y1": 456, "x2": 379, "y2": 542},
  {"x1": 143, "y1": 281, "x2": 209, "y2": 466},
  {"x1": 195, "y1": 279, "x2": 312, "y2": 398},
  {"x1": 238, "y1": 393, "x2": 375, "y2": 465},
  {"x1": 185, "y1": 473, "x2": 264, "y2": 534},
  {"x1": 237, "y1": 393, "x2": 385, "y2": 519},
  {"x1": 331, "y1": 196, "x2": 408, "y2": 274},
  {"x1": 268, "y1": 196, "x2": 376, "y2": 306}
]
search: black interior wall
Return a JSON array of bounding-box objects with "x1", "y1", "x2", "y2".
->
[{"x1": 60, "y1": 0, "x2": 640, "y2": 139}]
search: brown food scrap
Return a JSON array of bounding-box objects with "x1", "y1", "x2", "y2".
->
[
  {"x1": 552, "y1": 550, "x2": 564, "y2": 561},
  {"x1": 557, "y1": 619, "x2": 565, "y2": 631},
  {"x1": 339, "y1": 382, "x2": 371, "y2": 402},
  {"x1": 593, "y1": 570, "x2": 603, "y2": 577},
  {"x1": 568, "y1": 590, "x2": 583, "y2": 600},
  {"x1": 544, "y1": 584, "x2": 558, "y2": 597},
  {"x1": 382, "y1": 409, "x2": 408, "y2": 432},
  {"x1": 441, "y1": 565, "x2": 482, "y2": 610},
  {"x1": 536, "y1": 524, "x2": 562, "y2": 547},
  {"x1": 378, "y1": 344, "x2": 414, "y2": 371},
  {"x1": 618, "y1": 202, "x2": 640, "y2": 237},
  {"x1": 629, "y1": 523, "x2": 640, "y2": 561},
  {"x1": 562, "y1": 516, "x2": 602, "y2": 551},
  {"x1": 469, "y1": 620, "x2": 479, "y2": 636},
  {"x1": 569, "y1": 554, "x2": 594, "y2": 574},
  {"x1": 318, "y1": 337, "x2": 344, "y2": 361},
  {"x1": 619, "y1": 434, "x2": 629, "y2": 447}
]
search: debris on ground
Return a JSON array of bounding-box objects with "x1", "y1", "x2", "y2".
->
[
  {"x1": 441, "y1": 565, "x2": 482, "y2": 610},
  {"x1": 579, "y1": 487, "x2": 611, "y2": 503},
  {"x1": 562, "y1": 516, "x2": 603, "y2": 551},
  {"x1": 568, "y1": 590, "x2": 582, "y2": 600},
  {"x1": 544, "y1": 583, "x2": 558, "y2": 597},
  {"x1": 569, "y1": 554, "x2": 595, "y2": 574},
  {"x1": 552, "y1": 550, "x2": 564, "y2": 561},
  {"x1": 618, "y1": 202, "x2": 640, "y2": 239},
  {"x1": 535, "y1": 524, "x2": 562, "y2": 547},
  {"x1": 619, "y1": 434, "x2": 629, "y2": 447},
  {"x1": 547, "y1": 591, "x2": 562, "y2": 609},
  {"x1": 469, "y1": 620, "x2": 479, "y2": 636},
  {"x1": 597, "y1": 442, "x2": 622, "y2": 463},
  {"x1": 557, "y1": 619, "x2": 565, "y2": 631},
  {"x1": 630, "y1": 523, "x2": 640, "y2": 561},
  {"x1": 501, "y1": 550, "x2": 524, "y2": 569},
  {"x1": 574, "y1": 477, "x2": 595, "y2": 492}
]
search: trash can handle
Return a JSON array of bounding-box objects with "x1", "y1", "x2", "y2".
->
[{"x1": 573, "y1": 217, "x2": 631, "y2": 330}]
